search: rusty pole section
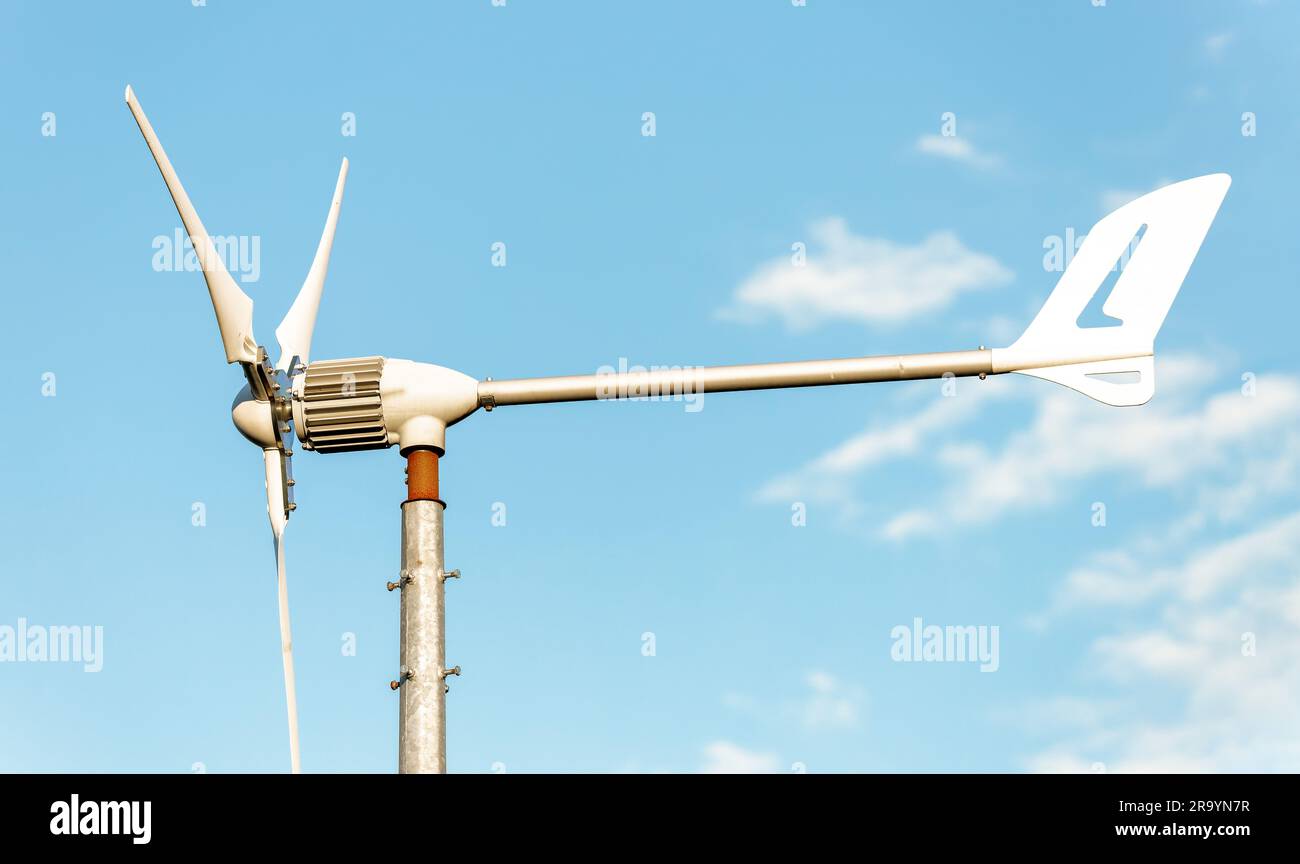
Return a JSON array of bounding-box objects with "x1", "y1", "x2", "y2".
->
[
  {"x1": 397, "y1": 447, "x2": 447, "y2": 773},
  {"x1": 405, "y1": 448, "x2": 440, "y2": 502}
]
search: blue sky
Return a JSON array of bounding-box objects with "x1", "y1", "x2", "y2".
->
[{"x1": 2, "y1": 0, "x2": 1298, "y2": 772}]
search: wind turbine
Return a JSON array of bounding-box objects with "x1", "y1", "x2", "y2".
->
[
  {"x1": 124, "y1": 86, "x2": 345, "y2": 774},
  {"x1": 124, "y1": 86, "x2": 1230, "y2": 774}
]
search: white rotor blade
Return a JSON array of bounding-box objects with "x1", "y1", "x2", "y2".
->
[
  {"x1": 275, "y1": 158, "x2": 349, "y2": 371},
  {"x1": 125, "y1": 85, "x2": 259, "y2": 366},
  {"x1": 263, "y1": 450, "x2": 301, "y2": 774}
]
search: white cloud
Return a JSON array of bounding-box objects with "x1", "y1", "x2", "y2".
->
[
  {"x1": 766, "y1": 355, "x2": 1300, "y2": 541},
  {"x1": 942, "y1": 365, "x2": 1300, "y2": 531},
  {"x1": 720, "y1": 218, "x2": 1012, "y2": 330},
  {"x1": 1178, "y1": 511, "x2": 1300, "y2": 600},
  {"x1": 1046, "y1": 510, "x2": 1300, "y2": 619},
  {"x1": 1027, "y1": 509, "x2": 1300, "y2": 772},
  {"x1": 882, "y1": 510, "x2": 936, "y2": 541},
  {"x1": 758, "y1": 389, "x2": 993, "y2": 521},
  {"x1": 1204, "y1": 31, "x2": 1234, "y2": 62},
  {"x1": 915, "y1": 133, "x2": 1001, "y2": 170},
  {"x1": 797, "y1": 670, "x2": 864, "y2": 730},
  {"x1": 1099, "y1": 178, "x2": 1172, "y2": 215},
  {"x1": 1039, "y1": 549, "x2": 1172, "y2": 621},
  {"x1": 998, "y1": 696, "x2": 1121, "y2": 732},
  {"x1": 699, "y1": 740, "x2": 781, "y2": 774},
  {"x1": 1025, "y1": 751, "x2": 1104, "y2": 774},
  {"x1": 751, "y1": 348, "x2": 1300, "y2": 771},
  {"x1": 720, "y1": 690, "x2": 757, "y2": 712},
  {"x1": 980, "y1": 314, "x2": 1022, "y2": 346},
  {"x1": 1099, "y1": 188, "x2": 1146, "y2": 214},
  {"x1": 720, "y1": 669, "x2": 865, "y2": 731}
]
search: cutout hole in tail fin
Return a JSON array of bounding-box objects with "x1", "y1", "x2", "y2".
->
[
  {"x1": 1074, "y1": 223, "x2": 1147, "y2": 329},
  {"x1": 1084, "y1": 370, "x2": 1141, "y2": 385}
]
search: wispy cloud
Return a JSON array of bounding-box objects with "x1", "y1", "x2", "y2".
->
[
  {"x1": 1099, "y1": 179, "x2": 1172, "y2": 215},
  {"x1": 886, "y1": 363, "x2": 1300, "y2": 539},
  {"x1": 1041, "y1": 511, "x2": 1300, "y2": 623},
  {"x1": 1099, "y1": 188, "x2": 1147, "y2": 214},
  {"x1": 1204, "y1": 31, "x2": 1234, "y2": 62},
  {"x1": 759, "y1": 356, "x2": 1300, "y2": 542},
  {"x1": 757, "y1": 388, "x2": 998, "y2": 524},
  {"x1": 699, "y1": 740, "x2": 782, "y2": 773},
  {"x1": 1026, "y1": 508, "x2": 1300, "y2": 772},
  {"x1": 720, "y1": 218, "x2": 1012, "y2": 330},
  {"x1": 722, "y1": 669, "x2": 865, "y2": 731},
  {"x1": 915, "y1": 133, "x2": 1001, "y2": 170},
  {"x1": 797, "y1": 671, "x2": 864, "y2": 730}
]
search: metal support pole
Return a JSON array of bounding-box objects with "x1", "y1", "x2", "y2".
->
[{"x1": 398, "y1": 449, "x2": 447, "y2": 773}]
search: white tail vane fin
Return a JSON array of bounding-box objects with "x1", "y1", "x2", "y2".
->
[
  {"x1": 275, "y1": 158, "x2": 349, "y2": 372},
  {"x1": 124, "y1": 86, "x2": 259, "y2": 366},
  {"x1": 263, "y1": 450, "x2": 302, "y2": 774},
  {"x1": 992, "y1": 174, "x2": 1231, "y2": 406}
]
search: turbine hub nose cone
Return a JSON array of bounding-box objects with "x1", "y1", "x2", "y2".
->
[{"x1": 232, "y1": 384, "x2": 279, "y2": 449}]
